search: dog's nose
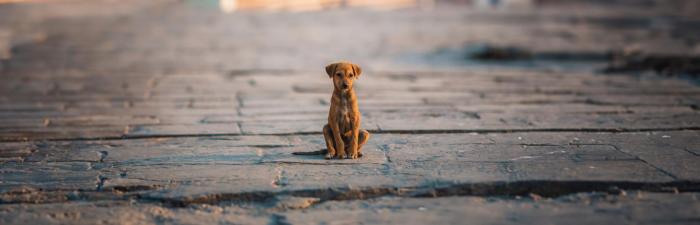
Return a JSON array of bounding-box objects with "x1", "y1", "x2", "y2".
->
[{"x1": 342, "y1": 84, "x2": 348, "y2": 89}]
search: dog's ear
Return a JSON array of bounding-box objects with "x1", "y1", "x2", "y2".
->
[
  {"x1": 325, "y1": 63, "x2": 338, "y2": 78},
  {"x1": 352, "y1": 63, "x2": 362, "y2": 78}
]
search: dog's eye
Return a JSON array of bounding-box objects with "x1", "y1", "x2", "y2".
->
[
  {"x1": 348, "y1": 73, "x2": 353, "y2": 77},
  {"x1": 336, "y1": 73, "x2": 342, "y2": 77}
]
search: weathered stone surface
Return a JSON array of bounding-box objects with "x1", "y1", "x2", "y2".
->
[
  {"x1": 0, "y1": 162, "x2": 100, "y2": 192},
  {"x1": 1, "y1": 133, "x2": 693, "y2": 201},
  {"x1": 2, "y1": 66, "x2": 699, "y2": 139},
  {"x1": 1, "y1": 193, "x2": 698, "y2": 225},
  {"x1": 283, "y1": 193, "x2": 700, "y2": 225},
  {"x1": 2, "y1": 0, "x2": 700, "y2": 224},
  {"x1": 0, "y1": 201, "x2": 269, "y2": 225}
]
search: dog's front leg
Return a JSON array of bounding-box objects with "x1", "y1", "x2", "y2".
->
[
  {"x1": 348, "y1": 122, "x2": 360, "y2": 159},
  {"x1": 330, "y1": 122, "x2": 346, "y2": 159},
  {"x1": 322, "y1": 124, "x2": 336, "y2": 159}
]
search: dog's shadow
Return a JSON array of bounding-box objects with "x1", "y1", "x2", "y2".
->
[
  {"x1": 281, "y1": 148, "x2": 367, "y2": 163},
  {"x1": 290, "y1": 148, "x2": 327, "y2": 157}
]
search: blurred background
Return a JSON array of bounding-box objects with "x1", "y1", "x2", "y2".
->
[{"x1": 1, "y1": 0, "x2": 699, "y2": 77}]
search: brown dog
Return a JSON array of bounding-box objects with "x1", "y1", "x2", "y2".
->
[{"x1": 322, "y1": 61, "x2": 370, "y2": 159}]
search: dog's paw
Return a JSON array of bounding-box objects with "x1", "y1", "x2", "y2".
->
[
  {"x1": 324, "y1": 153, "x2": 334, "y2": 160},
  {"x1": 349, "y1": 152, "x2": 359, "y2": 159},
  {"x1": 335, "y1": 152, "x2": 346, "y2": 159}
]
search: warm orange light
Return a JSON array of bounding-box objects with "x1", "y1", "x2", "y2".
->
[{"x1": 218, "y1": 0, "x2": 431, "y2": 13}]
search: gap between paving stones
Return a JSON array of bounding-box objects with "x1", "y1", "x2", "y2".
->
[
  {"x1": 139, "y1": 180, "x2": 700, "y2": 208},
  {"x1": 2, "y1": 127, "x2": 700, "y2": 143},
  {"x1": 2, "y1": 180, "x2": 699, "y2": 207}
]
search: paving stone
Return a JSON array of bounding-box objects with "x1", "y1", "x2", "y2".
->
[
  {"x1": 125, "y1": 124, "x2": 241, "y2": 136},
  {"x1": 0, "y1": 162, "x2": 101, "y2": 192},
  {"x1": 0, "y1": 192, "x2": 698, "y2": 225},
  {"x1": 610, "y1": 133, "x2": 700, "y2": 181},
  {"x1": 282, "y1": 193, "x2": 700, "y2": 225},
  {"x1": 2, "y1": 133, "x2": 689, "y2": 198},
  {"x1": 0, "y1": 201, "x2": 268, "y2": 225}
]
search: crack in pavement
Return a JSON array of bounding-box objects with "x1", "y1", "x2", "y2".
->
[
  {"x1": 95, "y1": 175, "x2": 107, "y2": 192},
  {"x1": 140, "y1": 180, "x2": 700, "y2": 208},
  {"x1": 2, "y1": 127, "x2": 700, "y2": 143},
  {"x1": 268, "y1": 213, "x2": 292, "y2": 225},
  {"x1": 5, "y1": 180, "x2": 698, "y2": 207},
  {"x1": 682, "y1": 147, "x2": 700, "y2": 157},
  {"x1": 605, "y1": 144, "x2": 681, "y2": 180}
]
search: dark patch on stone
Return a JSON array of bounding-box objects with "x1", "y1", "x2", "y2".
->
[
  {"x1": 471, "y1": 46, "x2": 533, "y2": 61},
  {"x1": 470, "y1": 45, "x2": 609, "y2": 62},
  {"x1": 463, "y1": 45, "x2": 700, "y2": 82},
  {"x1": 95, "y1": 176, "x2": 107, "y2": 191},
  {"x1": 268, "y1": 214, "x2": 292, "y2": 225},
  {"x1": 110, "y1": 185, "x2": 161, "y2": 193},
  {"x1": 98, "y1": 151, "x2": 108, "y2": 163},
  {"x1": 134, "y1": 180, "x2": 700, "y2": 208},
  {"x1": 463, "y1": 111, "x2": 481, "y2": 119},
  {"x1": 603, "y1": 52, "x2": 700, "y2": 77}
]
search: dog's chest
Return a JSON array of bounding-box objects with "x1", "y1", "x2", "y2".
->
[
  {"x1": 338, "y1": 99, "x2": 351, "y2": 123},
  {"x1": 339, "y1": 98, "x2": 349, "y2": 115},
  {"x1": 336, "y1": 98, "x2": 354, "y2": 134}
]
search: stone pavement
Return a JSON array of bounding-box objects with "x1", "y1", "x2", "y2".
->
[{"x1": 1, "y1": 0, "x2": 700, "y2": 224}]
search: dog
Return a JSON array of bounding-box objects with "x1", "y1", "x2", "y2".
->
[
  {"x1": 322, "y1": 61, "x2": 370, "y2": 159},
  {"x1": 292, "y1": 61, "x2": 370, "y2": 159}
]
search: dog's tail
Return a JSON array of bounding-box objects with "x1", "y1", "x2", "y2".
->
[{"x1": 291, "y1": 149, "x2": 328, "y2": 155}]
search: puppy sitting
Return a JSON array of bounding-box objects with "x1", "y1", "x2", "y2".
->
[{"x1": 322, "y1": 61, "x2": 370, "y2": 159}]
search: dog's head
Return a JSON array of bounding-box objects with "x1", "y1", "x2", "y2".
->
[{"x1": 325, "y1": 61, "x2": 362, "y2": 91}]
